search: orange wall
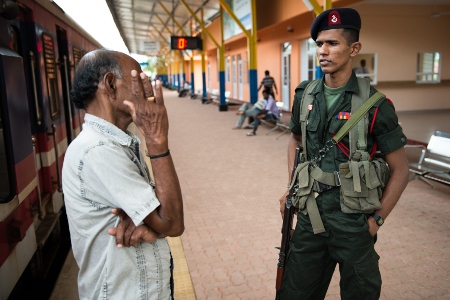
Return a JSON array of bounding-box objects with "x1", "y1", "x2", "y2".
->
[
  {"x1": 354, "y1": 3, "x2": 450, "y2": 111},
  {"x1": 183, "y1": 0, "x2": 450, "y2": 116}
]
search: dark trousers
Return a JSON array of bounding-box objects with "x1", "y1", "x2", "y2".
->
[
  {"x1": 253, "y1": 113, "x2": 278, "y2": 132},
  {"x1": 280, "y1": 223, "x2": 381, "y2": 300}
]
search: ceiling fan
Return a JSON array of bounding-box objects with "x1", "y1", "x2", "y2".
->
[{"x1": 431, "y1": 0, "x2": 450, "y2": 18}]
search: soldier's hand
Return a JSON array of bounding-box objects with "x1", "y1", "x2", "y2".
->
[
  {"x1": 367, "y1": 215, "x2": 380, "y2": 237},
  {"x1": 123, "y1": 71, "x2": 169, "y2": 155},
  {"x1": 279, "y1": 190, "x2": 299, "y2": 219},
  {"x1": 279, "y1": 190, "x2": 289, "y2": 218}
]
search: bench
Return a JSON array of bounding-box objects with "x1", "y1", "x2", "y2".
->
[
  {"x1": 265, "y1": 102, "x2": 291, "y2": 139},
  {"x1": 211, "y1": 90, "x2": 231, "y2": 105},
  {"x1": 405, "y1": 131, "x2": 450, "y2": 187}
]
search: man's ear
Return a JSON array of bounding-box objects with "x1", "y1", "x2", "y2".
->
[
  {"x1": 350, "y1": 42, "x2": 362, "y2": 57},
  {"x1": 104, "y1": 72, "x2": 116, "y2": 98}
]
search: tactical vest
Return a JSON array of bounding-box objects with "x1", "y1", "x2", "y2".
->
[{"x1": 289, "y1": 78, "x2": 390, "y2": 234}]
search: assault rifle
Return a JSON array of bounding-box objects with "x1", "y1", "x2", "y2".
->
[{"x1": 275, "y1": 147, "x2": 302, "y2": 299}]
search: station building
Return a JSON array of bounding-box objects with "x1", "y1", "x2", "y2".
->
[{"x1": 168, "y1": 0, "x2": 450, "y2": 143}]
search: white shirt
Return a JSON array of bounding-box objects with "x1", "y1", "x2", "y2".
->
[{"x1": 62, "y1": 114, "x2": 172, "y2": 300}]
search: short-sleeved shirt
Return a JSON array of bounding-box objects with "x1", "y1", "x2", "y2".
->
[
  {"x1": 261, "y1": 75, "x2": 276, "y2": 91},
  {"x1": 289, "y1": 73, "x2": 407, "y2": 237},
  {"x1": 263, "y1": 96, "x2": 280, "y2": 117},
  {"x1": 254, "y1": 98, "x2": 266, "y2": 110},
  {"x1": 62, "y1": 114, "x2": 172, "y2": 300}
]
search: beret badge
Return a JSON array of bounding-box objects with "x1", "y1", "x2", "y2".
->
[{"x1": 328, "y1": 11, "x2": 341, "y2": 26}]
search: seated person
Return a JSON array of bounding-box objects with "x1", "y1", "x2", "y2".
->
[
  {"x1": 246, "y1": 89, "x2": 279, "y2": 136},
  {"x1": 232, "y1": 90, "x2": 268, "y2": 129}
]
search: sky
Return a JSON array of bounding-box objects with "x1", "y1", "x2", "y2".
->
[{"x1": 54, "y1": 0, "x2": 149, "y2": 63}]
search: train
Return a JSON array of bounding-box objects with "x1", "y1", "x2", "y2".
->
[{"x1": 0, "y1": 0, "x2": 101, "y2": 298}]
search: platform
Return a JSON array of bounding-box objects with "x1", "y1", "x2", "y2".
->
[{"x1": 51, "y1": 89, "x2": 450, "y2": 299}]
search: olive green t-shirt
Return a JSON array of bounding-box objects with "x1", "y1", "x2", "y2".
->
[{"x1": 324, "y1": 83, "x2": 346, "y2": 113}]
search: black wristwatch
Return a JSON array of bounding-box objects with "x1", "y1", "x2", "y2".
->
[{"x1": 371, "y1": 213, "x2": 384, "y2": 227}]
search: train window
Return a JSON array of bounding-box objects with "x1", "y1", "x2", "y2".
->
[
  {"x1": 42, "y1": 33, "x2": 60, "y2": 119},
  {"x1": 0, "y1": 106, "x2": 12, "y2": 202},
  {"x1": 9, "y1": 25, "x2": 21, "y2": 53},
  {"x1": 73, "y1": 46, "x2": 81, "y2": 70}
]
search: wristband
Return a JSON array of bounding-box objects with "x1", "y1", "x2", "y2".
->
[{"x1": 145, "y1": 149, "x2": 170, "y2": 159}]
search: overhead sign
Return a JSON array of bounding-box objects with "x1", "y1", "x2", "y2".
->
[
  {"x1": 140, "y1": 41, "x2": 160, "y2": 52},
  {"x1": 170, "y1": 36, "x2": 202, "y2": 50}
]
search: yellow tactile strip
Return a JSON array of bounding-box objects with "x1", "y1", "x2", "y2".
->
[{"x1": 167, "y1": 236, "x2": 197, "y2": 299}]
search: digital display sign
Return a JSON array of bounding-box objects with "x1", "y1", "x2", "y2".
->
[{"x1": 170, "y1": 36, "x2": 202, "y2": 50}]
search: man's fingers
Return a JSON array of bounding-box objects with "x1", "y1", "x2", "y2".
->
[
  {"x1": 130, "y1": 226, "x2": 158, "y2": 245},
  {"x1": 114, "y1": 221, "x2": 125, "y2": 248},
  {"x1": 153, "y1": 80, "x2": 165, "y2": 105},
  {"x1": 130, "y1": 70, "x2": 143, "y2": 103},
  {"x1": 122, "y1": 223, "x2": 136, "y2": 247},
  {"x1": 113, "y1": 212, "x2": 132, "y2": 247},
  {"x1": 111, "y1": 208, "x2": 127, "y2": 221},
  {"x1": 140, "y1": 72, "x2": 155, "y2": 99},
  {"x1": 107, "y1": 227, "x2": 117, "y2": 236}
]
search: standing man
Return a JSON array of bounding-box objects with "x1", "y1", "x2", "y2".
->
[
  {"x1": 258, "y1": 70, "x2": 278, "y2": 99},
  {"x1": 279, "y1": 8, "x2": 409, "y2": 299},
  {"x1": 62, "y1": 49, "x2": 183, "y2": 299}
]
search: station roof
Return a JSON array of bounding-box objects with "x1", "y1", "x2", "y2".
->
[
  {"x1": 105, "y1": 0, "x2": 220, "y2": 55},
  {"x1": 105, "y1": 0, "x2": 450, "y2": 56}
]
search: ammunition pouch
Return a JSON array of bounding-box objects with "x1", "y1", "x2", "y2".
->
[
  {"x1": 288, "y1": 162, "x2": 341, "y2": 234},
  {"x1": 339, "y1": 152, "x2": 390, "y2": 214}
]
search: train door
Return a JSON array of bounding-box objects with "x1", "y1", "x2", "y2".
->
[
  {"x1": 72, "y1": 46, "x2": 83, "y2": 135},
  {"x1": 40, "y1": 32, "x2": 64, "y2": 213},
  {"x1": 281, "y1": 42, "x2": 291, "y2": 110},
  {"x1": 56, "y1": 26, "x2": 74, "y2": 144}
]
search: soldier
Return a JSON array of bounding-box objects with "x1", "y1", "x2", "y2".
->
[{"x1": 278, "y1": 8, "x2": 409, "y2": 299}]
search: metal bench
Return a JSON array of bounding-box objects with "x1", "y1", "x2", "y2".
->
[
  {"x1": 265, "y1": 102, "x2": 290, "y2": 139},
  {"x1": 405, "y1": 131, "x2": 450, "y2": 187},
  {"x1": 210, "y1": 90, "x2": 230, "y2": 104}
]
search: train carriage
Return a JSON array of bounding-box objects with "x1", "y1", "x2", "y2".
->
[{"x1": 0, "y1": 1, "x2": 100, "y2": 298}]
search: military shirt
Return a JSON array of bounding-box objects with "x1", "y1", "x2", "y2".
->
[{"x1": 289, "y1": 73, "x2": 407, "y2": 237}]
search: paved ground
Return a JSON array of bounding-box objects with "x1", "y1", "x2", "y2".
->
[
  {"x1": 51, "y1": 89, "x2": 450, "y2": 299},
  {"x1": 165, "y1": 90, "x2": 450, "y2": 299}
]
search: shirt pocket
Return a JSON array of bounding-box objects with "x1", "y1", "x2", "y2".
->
[
  {"x1": 306, "y1": 110, "x2": 320, "y2": 132},
  {"x1": 329, "y1": 117, "x2": 347, "y2": 135}
]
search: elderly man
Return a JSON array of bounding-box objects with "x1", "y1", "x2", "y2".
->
[{"x1": 62, "y1": 49, "x2": 183, "y2": 299}]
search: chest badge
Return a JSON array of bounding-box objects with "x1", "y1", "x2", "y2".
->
[{"x1": 336, "y1": 111, "x2": 351, "y2": 120}]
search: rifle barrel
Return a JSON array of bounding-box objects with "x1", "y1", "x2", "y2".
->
[{"x1": 275, "y1": 147, "x2": 300, "y2": 298}]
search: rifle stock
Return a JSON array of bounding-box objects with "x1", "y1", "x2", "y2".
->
[{"x1": 275, "y1": 147, "x2": 301, "y2": 299}]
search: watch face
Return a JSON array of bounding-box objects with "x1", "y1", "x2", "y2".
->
[
  {"x1": 377, "y1": 218, "x2": 384, "y2": 226},
  {"x1": 372, "y1": 213, "x2": 384, "y2": 226}
]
